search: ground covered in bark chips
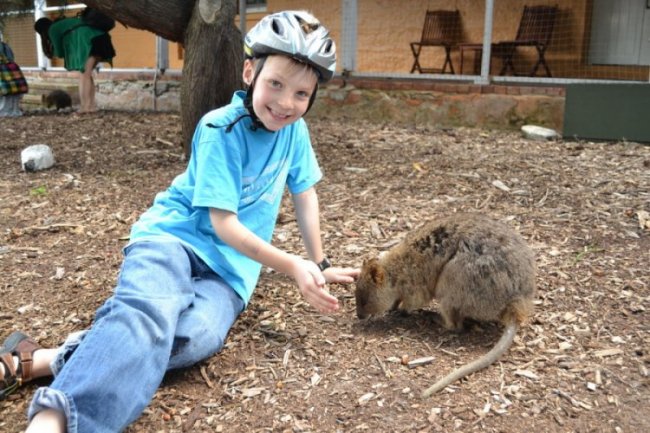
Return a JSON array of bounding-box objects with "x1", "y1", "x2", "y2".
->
[{"x1": 0, "y1": 110, "x2": 648, "y2": 433}]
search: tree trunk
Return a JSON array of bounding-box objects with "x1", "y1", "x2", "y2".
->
[
  {"x1": 83, "y1": 0, "x2": 244, "y2": 157},
  {"x1": 181, "y1": 0, "x2": 243, "y2": 157}
]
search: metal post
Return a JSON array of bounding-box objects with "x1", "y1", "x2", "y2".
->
[
  {"x1": 341, "y1": 0, "x2": 357, "y2": 74},
  {"x1": 34, "y1": 0, "x2": 49, "y2": 70},
  {"x1": 156, "y1": 36, "x2": 169, "y2": 73},
  {"x1": 478, "y1": 0, "x2": 495, "y2": 85},
  {"x1": 239, "y1": 0, "x2": 247, "y2": 36}
]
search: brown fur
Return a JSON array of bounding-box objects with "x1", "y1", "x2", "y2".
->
[
  {"x1": 355, "y1": 213, "x2": 536, "y2": 396},
  {"x1": 42, "y1": 89, "x2": 72, "y2": 110}
]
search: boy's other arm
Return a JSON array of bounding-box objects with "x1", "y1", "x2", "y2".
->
[
  {"x1": 292, "y1": 188, "x2": 360, "y2": 284},
  {"x1": 291, "y1": 187, "x2": 323, "y2": 263},
  {"x1": 209, "y1": 208, "x2": 339, "y2": 313}
]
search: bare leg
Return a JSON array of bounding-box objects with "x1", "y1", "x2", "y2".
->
[
  {"x1": 0, "y1": 348, "x2": 57, "y2": 380},
  {"x1": 0, "y1": 348, "x2": 62, "y2": 432},
  {"x1": 78, "y1": 56, "x2": 100, "y2": 113},
  {"x1": 26, "y1": 409, "x2": 66, "y2": 433}
]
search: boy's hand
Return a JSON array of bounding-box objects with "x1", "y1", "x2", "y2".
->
[{"x1": 292, "y1": 258, "x2": 339, "y2": 314}]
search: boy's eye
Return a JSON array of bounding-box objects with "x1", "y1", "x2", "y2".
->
[
  {"x1": 269, "y1": 80, "x2": 282, "y2": 88},
  {"x1": 296, "y1": 91, "x2": 310, "y2": 98}
]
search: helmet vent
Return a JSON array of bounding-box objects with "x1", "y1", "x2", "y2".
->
[
  {"x1": 271, "y1": 19, "x2": 284, "y2": 36},
  {"x1": 295, "y1": 15, "x2": 320, "y2": 35}
]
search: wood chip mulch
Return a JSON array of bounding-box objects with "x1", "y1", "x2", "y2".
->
[{"x1": 1, "y1": 111, "x2": 648, "y2": 433}]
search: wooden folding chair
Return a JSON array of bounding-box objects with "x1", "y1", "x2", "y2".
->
[
  {"x1": 410, "y1": 10, "x2": 461, "y2": 74},
  {"x1": 492, "y1": 5, "x2": 558, "y2": 77}
]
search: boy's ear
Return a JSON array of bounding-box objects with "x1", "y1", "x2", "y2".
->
[{"x1": 242, "y1": 59, "x2": 255, "y2": 85}]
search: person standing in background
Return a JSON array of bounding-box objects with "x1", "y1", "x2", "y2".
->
[
  {"x1": 35, "y1": 11, "x2": 115, "y2": 114},
  {"x1": 0, "y1": 37, "x2": 28, "y2": 117}
]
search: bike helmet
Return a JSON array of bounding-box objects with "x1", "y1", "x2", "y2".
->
[{"x1": 244, "y1": 10, "x2": 336, "y2": 83}]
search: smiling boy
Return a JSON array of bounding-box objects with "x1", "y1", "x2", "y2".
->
[{"x1": 1, "y1": 11, "x2": 359, "y2": 433}]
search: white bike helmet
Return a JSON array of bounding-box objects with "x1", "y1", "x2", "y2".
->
[{"x1": 244, "y1": 10, "x2": 336, "y2": 83}]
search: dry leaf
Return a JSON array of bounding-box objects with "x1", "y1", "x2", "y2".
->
[
  {"x1": 593, "y1": 348, "x2": 624, "y2": 357},
  {"x1": 412, "y1": 162, "x2": 426, "y2": 172},
  {"x1": 53, "y1": 267, "x2": 65, "y2": 280},
  {"x1": 491, "y1": 180, "x2": 511, "y2": 192},
  {"x1": 637, "y1": 210, "x2": 650, "y2": 230},
  {"x1": 358, "y1": 392, "x2": 375, "y2": 405},
  {"x1": 407, "y1": 356, "x2": 435, "y2": 369},
  {"x1": 241, "y1": 387, "x2": 265, "y2": 398},
  {"x1": 514, "y1": 369, "x2": 540, "y2": 380}
]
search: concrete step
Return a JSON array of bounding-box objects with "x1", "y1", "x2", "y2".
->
[
  {"x1": 29, "y1": 81, "x2": 78, "y2": 92},
  {"x1": 22, "y1": 93, "x2": 45, "y2": 106}
]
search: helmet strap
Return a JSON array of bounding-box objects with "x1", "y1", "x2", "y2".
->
[
  {"x1": 243, "y1": 56, "x2": 271, "y2": 132},
  {"x1": 305, "y1": 83, "x2": 318, "y2": 114}
]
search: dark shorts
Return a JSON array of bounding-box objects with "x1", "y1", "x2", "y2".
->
[{"x1": 90, "y1": 33, "x2": 116, "y2": 61}]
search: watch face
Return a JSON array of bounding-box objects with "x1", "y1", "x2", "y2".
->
[{"x1": 319, "y1": 258, "x2": 331, "y2": 271}]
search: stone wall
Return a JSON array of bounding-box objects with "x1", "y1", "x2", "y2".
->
[
  {"x1": 96, "y1": 75, "x2": 182, "y2": 112},
  {"x1": 314, "y1": 79, "x2": 564, "y2": 131},
  {"x1": 24, "y1": 71, "x2": 565, "y2": 132}
]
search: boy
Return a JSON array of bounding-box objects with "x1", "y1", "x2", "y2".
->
[{"x1": 0, "y1": 11, "x2": 358, "y2": 433}]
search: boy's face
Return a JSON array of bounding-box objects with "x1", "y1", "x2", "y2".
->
[{"x1": 243, "y1": 55, "x2": 318, "y2": 131}]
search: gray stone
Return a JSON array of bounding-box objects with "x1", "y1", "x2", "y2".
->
[
  {"x1": 21, "y1": 144, "x2": 55, "y2": 172},
  {"x1": 521, "y1": 124, "x2": 560, "y2": 141}
]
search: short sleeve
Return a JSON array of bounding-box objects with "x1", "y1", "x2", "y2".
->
[
  {"x1": 191, "y1": 122, "x2": 243, "y2": 213},
  {"x1": 287, "y1": 119, "x2": 322, "y2": 194}
]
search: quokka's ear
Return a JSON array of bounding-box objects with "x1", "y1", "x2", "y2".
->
[{"x1": 367, "y1": 259, "x2": 385, "y2": 286}]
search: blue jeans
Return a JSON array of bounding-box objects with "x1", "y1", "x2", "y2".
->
[{"x1": 27, "y1": 240, "x2": 245, "y2": 432}]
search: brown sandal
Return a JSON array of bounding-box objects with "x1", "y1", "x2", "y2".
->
[{"x1": 0, "y1": 331, "x2": 41, "y2": 400}]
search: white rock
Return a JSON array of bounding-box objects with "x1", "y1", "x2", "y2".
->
[
  {"x1": 21, "y1": 144, "x2": 55, "y2": 172},
  {"x1": 521, "y1": 125, "x2": 560, "y2": 141}
]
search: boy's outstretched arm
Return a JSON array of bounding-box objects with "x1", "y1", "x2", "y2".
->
[
  {"x1": 209, "y1": 208, "x2": 339, "y2": 313},
  {"x1": 292, "y1": 188, "x2": 360, "y2": 285}
]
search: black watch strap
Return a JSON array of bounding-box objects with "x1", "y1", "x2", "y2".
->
[{"x1": 317, "y1": 257, "x2": 332, "y2": 271}]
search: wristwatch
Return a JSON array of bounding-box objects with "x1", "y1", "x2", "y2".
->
[{"x1": 317, "y1": 257, "x2": 332, "y2": 271}]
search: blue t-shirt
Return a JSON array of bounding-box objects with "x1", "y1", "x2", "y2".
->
[{"x1": 129, "y1": 91, "x2": 322, "y2": 305}]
